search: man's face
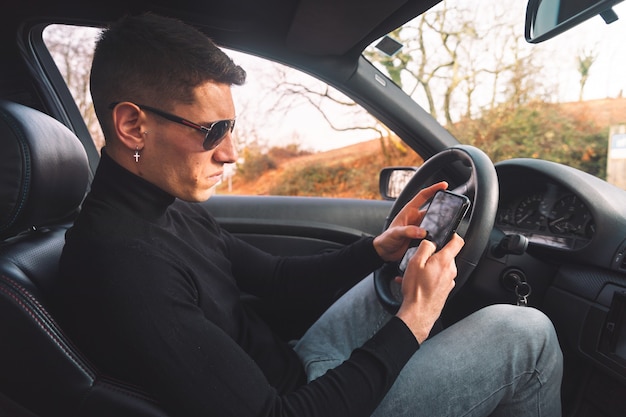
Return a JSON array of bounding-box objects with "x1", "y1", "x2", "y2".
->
[{"x1": 138, "y1": 81, "x2": 238, "y2": 202}]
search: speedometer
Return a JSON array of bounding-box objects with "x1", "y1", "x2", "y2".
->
[
  {"x1": 547, "y1": 194, "x2": 594, "y2": 238},
  {"x1": 514, "y1": 193, "x2": 548, "y2": 230}
]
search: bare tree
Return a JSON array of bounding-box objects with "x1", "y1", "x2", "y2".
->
[
  {"x1": 230, "y1": 56, "x2": 385, "y2": 155},
  {"x1": 364, "y1": 0, "x2": 536, "y2": 125},
  {"x1": 43, "y1": 25, "x2": 103, "y2": 149},
  {"x1": 577, "y1": 48, "x2": 597, "y2": 101}
]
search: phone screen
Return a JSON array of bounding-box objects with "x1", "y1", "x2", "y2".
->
[
  {"x1": 399, "y1": 190, "x2": 470, "y2": 274},
  {"x1": 420, "y1": 190, "x2": 470, "y2": 250}
]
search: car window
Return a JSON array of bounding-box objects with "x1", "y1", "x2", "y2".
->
[
  {"x1": 364, "y1": 0, "x2": 626, "y2": 183},
  {"x1": 42, "y1": 24, "x2": 422, "y2": 199}
]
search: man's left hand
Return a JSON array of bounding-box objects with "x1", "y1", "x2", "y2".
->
[{"x1": 372, "y1": 181, "x2": 448, "y2": 262}]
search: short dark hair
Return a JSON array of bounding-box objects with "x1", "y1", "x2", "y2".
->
[{"x1": 90, "y1": 13, "x2": 246, "y2": 137}]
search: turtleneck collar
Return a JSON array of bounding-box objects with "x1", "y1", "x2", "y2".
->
[{"x1": 87, "y1": 148, "x2": 176, "y2": 220}]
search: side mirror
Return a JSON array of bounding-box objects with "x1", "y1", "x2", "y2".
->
[
  {"x1": 525, "y1": 0, "x2": 622, "y2": 43},
  {"x1": 379, "y1": 167, "x2": 417, "y2": 201}
]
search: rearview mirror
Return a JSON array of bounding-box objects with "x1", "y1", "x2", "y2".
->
[
  {"x1": 379, "y1": 167, "x2": 417, "y2": 201},
  {"x1": 525, "y1": 0, "x2": 623, "y2": 43}
]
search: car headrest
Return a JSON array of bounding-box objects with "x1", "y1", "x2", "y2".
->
[{"x1": 0, "y1": 100, "x2": 90, "y2": 240}]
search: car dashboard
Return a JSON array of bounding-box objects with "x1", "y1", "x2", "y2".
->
[
  {"x1": 496, "y1": 177, "x2": 595, "y2": 251},
  {"x1": 494, "y1": 158, "x2": 626, "y2": 272},
  {"x1": 489, "y1": 158, "x2": 626, "y2": 389}
]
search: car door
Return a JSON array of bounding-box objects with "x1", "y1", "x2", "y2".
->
[{"x1": 204, "y1": 195, "x2": 392, "y2": 256}]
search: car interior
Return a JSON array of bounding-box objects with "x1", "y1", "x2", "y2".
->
[{"x1": 2, "y1": 0, "x2": 626, "y2": 416}]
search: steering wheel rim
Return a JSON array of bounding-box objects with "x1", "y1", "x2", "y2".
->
[{"x1": 374, "y1": 145, "x2": 499, "y2": 314}]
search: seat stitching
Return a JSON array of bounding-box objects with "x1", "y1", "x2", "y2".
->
[{"x1": 0, "y1": 274, "x2": 95, "y2": 379}]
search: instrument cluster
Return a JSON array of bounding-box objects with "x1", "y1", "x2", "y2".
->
[{"x1": 496, "y1": 182, "x2": 594, "y2": 250}]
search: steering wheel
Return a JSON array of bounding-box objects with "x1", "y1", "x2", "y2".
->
[{"x1": 374, "y1": 145, "x2": 499, "y2": 314}]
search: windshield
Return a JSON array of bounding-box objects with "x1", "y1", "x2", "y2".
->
[{"x1": 365, "y1": 0, "x2": 626, "y2": 181}]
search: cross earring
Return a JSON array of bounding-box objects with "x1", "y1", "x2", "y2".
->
[{"x1": 134, "y1": 146, "x2": 141, "y2": 163}]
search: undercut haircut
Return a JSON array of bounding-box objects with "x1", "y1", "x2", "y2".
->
[{"x1": 90, "y1": 12, "x2": 246, "y2": 138}]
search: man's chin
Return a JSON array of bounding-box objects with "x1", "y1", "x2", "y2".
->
[{"x1": 183, "y1": 185, "x2": 218, "y2": 203}]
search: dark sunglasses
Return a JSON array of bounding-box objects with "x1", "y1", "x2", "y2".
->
[{"x1": 108, "y1": 102, "x2": 235, "y2": 150}]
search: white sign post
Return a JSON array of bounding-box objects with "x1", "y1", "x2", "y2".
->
[{"x1": 607, "y1": 125, "x2": 626, "y2": 190}]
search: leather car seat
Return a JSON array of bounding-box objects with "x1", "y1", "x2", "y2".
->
[{"x1": 0, "y1": 100, "x2": 169, "y2": 417}]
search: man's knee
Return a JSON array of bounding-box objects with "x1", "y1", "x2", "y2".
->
[
  {"x1": 477, "y1": 304, "x2": 557, "y2": 344},
  {"x1": 477, "y1": 304, "x2": 562, "y2": 377}
]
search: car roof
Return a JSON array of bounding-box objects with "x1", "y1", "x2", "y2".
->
[{"x1": 8, "y1": 0, "x2": 441, "y2": 60}]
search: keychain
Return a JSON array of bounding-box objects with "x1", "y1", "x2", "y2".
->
[{"x1": 515, "y1": 281, "x2": 532, "y2": 307}]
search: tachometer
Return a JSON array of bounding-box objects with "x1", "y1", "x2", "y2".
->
[{"x1": 548, "y1": 194, "x2": 594, "y2": 238}]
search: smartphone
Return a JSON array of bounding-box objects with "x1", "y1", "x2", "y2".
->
[{"x1": 399, "y1": 190, "x2": 470, "y2": 274}]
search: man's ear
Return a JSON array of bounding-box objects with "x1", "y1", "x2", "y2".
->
[{"x1": 111, "y1": 102, "x2": 146, "y2": 150}]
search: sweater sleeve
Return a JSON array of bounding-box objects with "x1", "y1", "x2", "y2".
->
[{"x1": 226, "y1": 231, "x2": 385, "y2": 301}]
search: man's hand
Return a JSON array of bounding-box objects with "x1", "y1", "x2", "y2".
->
[
  {"x1": 373, "y1": 181, "x2": 448, "y2": 262},
  {"x1": 395, "y1": 234, "x2": 464, "y2": 343}
]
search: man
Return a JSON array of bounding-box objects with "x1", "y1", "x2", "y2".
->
[{"x1": 56, "y1": 13, "x2": 562, "y2": 417}]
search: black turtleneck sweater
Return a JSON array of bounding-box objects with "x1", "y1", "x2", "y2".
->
[{"x1": 56, "y1": 150, "x2": 419, "y2": 417}]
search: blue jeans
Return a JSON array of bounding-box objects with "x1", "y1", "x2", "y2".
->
[{"x1": 294, "y1": 275, "x2": 563, "y2": 417}]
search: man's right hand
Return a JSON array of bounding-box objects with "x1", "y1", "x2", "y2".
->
[{"x1": 395, "y1": 234, "x2": 464, "y2": 344}]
